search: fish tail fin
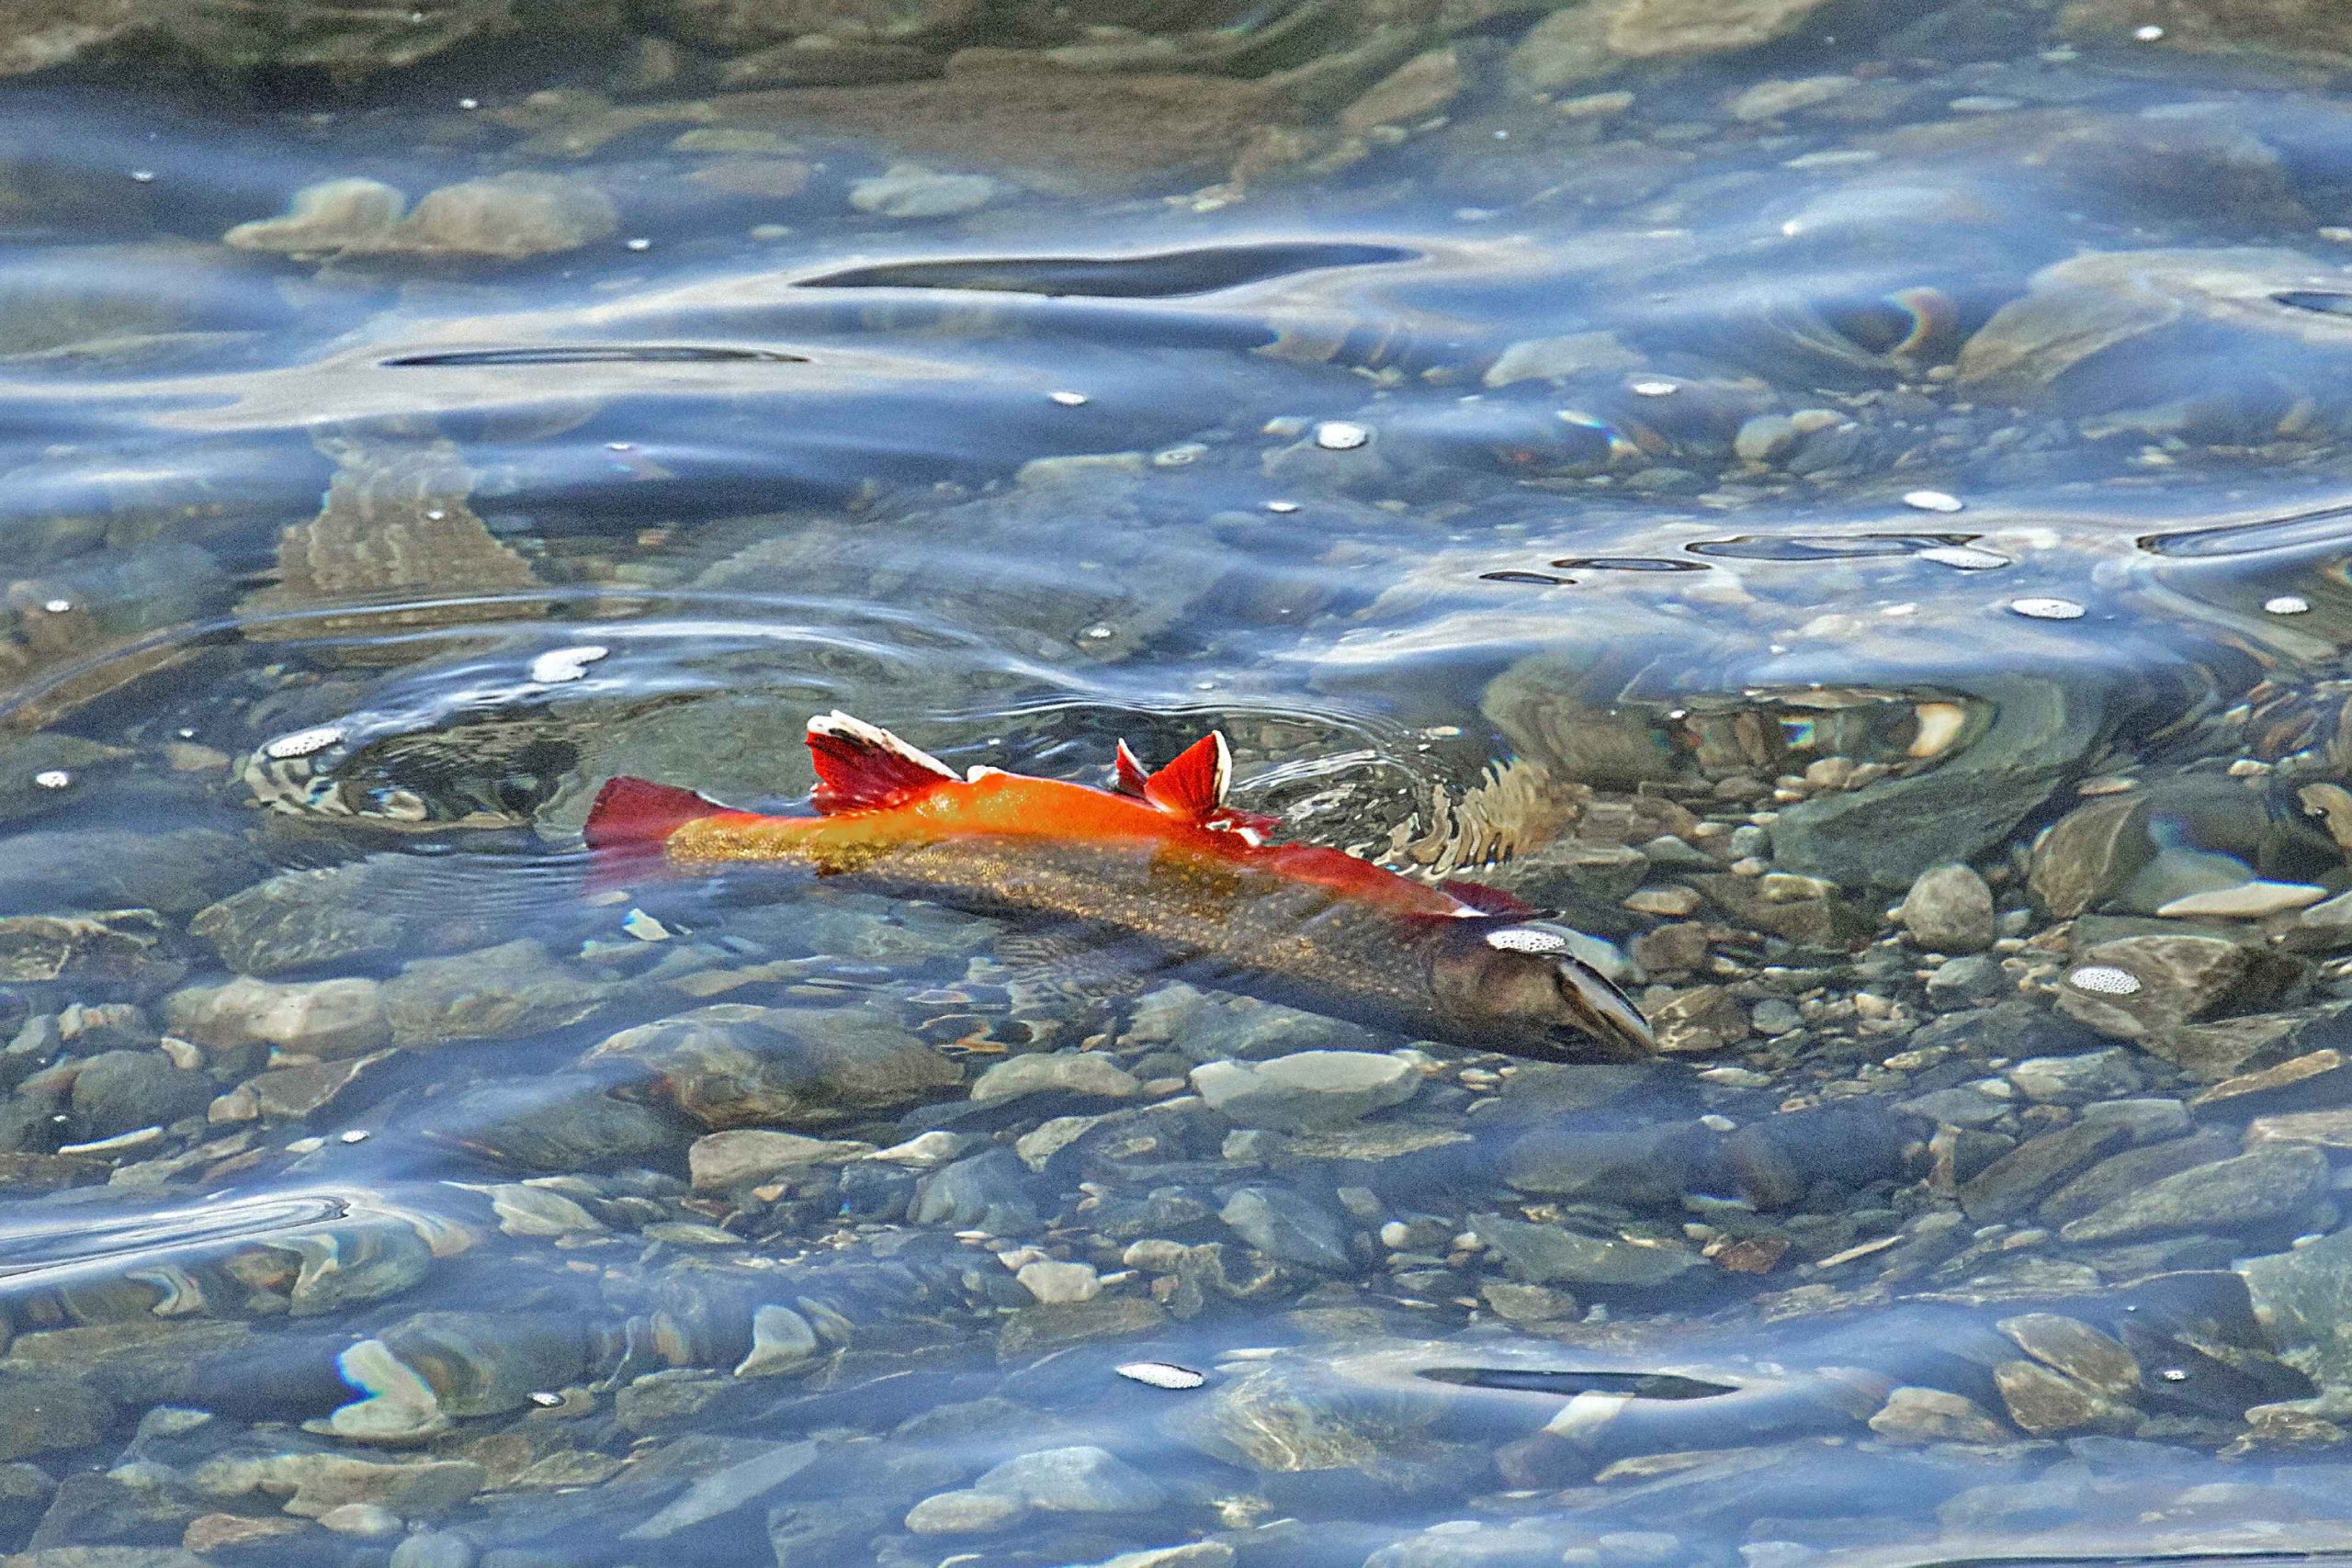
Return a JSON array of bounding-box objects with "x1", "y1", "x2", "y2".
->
[
  {"x1": 1141, "y1": 731, "x2": 1231, "y2": 819},
  {"x1": 806, "y1": 710, "x2": 959, "y2": 813},
  {"x1": 584, "y1": 776, "x2": 723, "y2": 852}
]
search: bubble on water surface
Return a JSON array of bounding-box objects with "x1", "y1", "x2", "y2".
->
[
  {"x1": 2008, "y1": 597, "x2": 2086, "y2": 620},
  {"x1": 1902, "y1": 490, "x2": 1964, "y2": 513},
  {"x1": 1314, "y1": 421, "x2": 1370, "y2": 450},
  {"x1": 31, "y1": 770, "x2": 71, "y2": 789},
  {"x1": 1048, "y1": 390, "x2": 1089, "y2": 406},
  {"x1": 527, "y1": 644, "x2": 609, "y2": 684},
  {"x1": 2266, "y1": 595, "x2": 2311, "y2": 615}
]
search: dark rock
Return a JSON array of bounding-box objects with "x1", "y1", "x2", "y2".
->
[
  {"x1": 420, "y1": 1077, "x2": 692, "y2": 1172},
  {"x1": 2059, "y1": 1146, "x2": 2329, "y2": 1244},
  {"x1": 67, "y1": 1050, "x2": 209, "y2": 1137},
  {"x1": 192, "y1": 856, "x2": 508, "y2": 976},
  {"x1": 1221, "y1": 1186, "x2": 1351, "y2": 1271},
  {"x1": 584, "y1": 1003, "x2": 961, "y2": 1129},
  {"x1": 0, "y1": 1373, "x2": 110, "y2": 1461},
  {"x1": 1475, "y1": 1214, "x2": 1702, "y2": 1290},
  {"x1": 1724, "y1": 1101, "x2": 1912, "y2": 1209},
  {"x1": 1961, "y1": 1120, "x2": 2132, "y2": 1223},
  {"x1": 0, "y1": 911, "x2": 180, "y2": 994},
  {"x1": 910, "y1": 1147, "x2": 1037, "y2": 1235},
  {"x1": 1501, "y1": 1121, "x2": 1710, "y2": 1209},
  {"x1": 0, "y1": 829, "x2": 256, "y2": 917},
  {"x1": 2243, "y1": 1224, "x2": 2352, "y2": 1393},
  {"x1": 27, "y1": 1469, "x2": 198, "y2": 1551},
  {"x1": 2039, "y1": 1131, "x2": 2235, "y2": 1226}
]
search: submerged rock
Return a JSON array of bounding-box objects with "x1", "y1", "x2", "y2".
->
[
  {"x1": 381, "y1": 941, "x2": 617, "y2": 1047},
  {"x1": 227, "y1": 173, "x2": 617, "y2": 262},
  {"x1": 1508, "y1": 0, "x2": 1838, "y2": 91},
  {"x1": 2243, "y1": 1224, "x2": 2352, "y2": 1393},
  {"x1": 1899, "y1": 863, "x2": 1995, "y2": 953},
  {"x1": 2059, "y1": 1146, "x2": 2329, "y2": 1244},
  {"x1": 583, "y1": 1003, "x2": 960, "y2": 1128},
  {"x1": 1190, "y1": 1051, "x2": 1419, "y2": 1131}
]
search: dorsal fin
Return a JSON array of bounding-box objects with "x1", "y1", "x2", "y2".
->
[
  {"x1": 1113, "y1": 739, "x2": 1152, "y2": 798},
  {"x1": 1439, "y1": 878, "x2": 1539, "y2": 919},
  {"x1": 1142, "y1": 732, "x2": 1230, "y2": 820},
  {"x1": 806, "y1": 711, "x2": 959, "y2": 814}
]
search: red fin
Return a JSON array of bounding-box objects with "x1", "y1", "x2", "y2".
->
[
  {"x1": 584, "y1": 777, "x2": 722, "y2": 851},
  {"x1": 1142, "y1": 732, "x2": 1230, "y2": 820},
  {"x1": 1211, "y1": 807, "x2": 1283, "y2": 841},
  {"x1": 806, "y1": 711, "x2": 959, "y2": 814},
  {"x1": 1440, "y1": 878, "x2": 1538, "y2": 919},
  {"x1": 1113, "y1": 739, "x2": 1151, "y2": 797}
]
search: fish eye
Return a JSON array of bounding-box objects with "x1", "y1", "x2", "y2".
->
[{"x1": 1484, "y1": 926, "x2": 1567, "y2": 954}]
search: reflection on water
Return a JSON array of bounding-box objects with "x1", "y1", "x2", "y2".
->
[{"x1": 13, "y1": 1, "x2": 2352, "y2": 1562}]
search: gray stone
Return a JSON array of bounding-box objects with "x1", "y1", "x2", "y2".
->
[
  {"x1": 687, "y1": 1130, "x2": 866, "y2": 1191},
  {"x1": 1190, "y1": 1051, "x2": 1418, "y2": 1132},
  {"x1": 1991, "y1": 1359, "x2": 2133, "y2": 1436},
  {"x1": 1221, "y1": 1186, "x2": 1351, "y2": 1271},
  {"x1": 973, "y1": 1445, "x2": 1165, "y2": 1513},
  {"x1": 1507, "y1": 0, "x2": 1838, "y2": 91},
  {"x1": 1927, "y1": 954, "x2": 2007, "y2": 1010},
  {"x1": 2059, "y1": 1146, "x2": 2329, "y2": 1244},
  {"x1": 1960, "y1": 1119, "x2": 2132, "y2": 1223},
  {"x1": 192, "y1": 857, "x2": 506, "y2": 976},
  {"x1": 1997, "y1": 1314, "x2": 2139, "y2": 1397},
  {"x1": 1767, "y1": 676, "x2": 2106, "y2": 889},
  {"x1": 583, "y1": 1003, "x2": 961, "y2": 1129},
  {"x1": 2039, "y1": 1131, "x2": 2235, "y2": 1226},
  {"x1": 0, "y1": 829, "x2": 254, "y2": 917},
  {"x1": 2075, "y1": 1098, "x2": 2189, "y2": 1143},
  {"x1": 910, "y1": 1147, "x2": 1037, "y2": 1235},
  {"x1": 1476, "y1": 1214, "x2": 1702, "y2": 1290},
  {"x1": 390, "y1": 1532, "x2": 475, "y2": 1568},
  {"x1": 382, "y1": 941, "x2": 616, "y2": 1047},
  {"x1": 68, "y1": 1050, "x2": 208, "y2": 1137},
  {"x1": 969, "y1": 1051, "x2": 1138, "y2": 1105},
  {"x1": 1901, "y1": 863, "x2": 1995, "y2": 953},
  {"x1": 2030, "y1": 795, "x2": 2153, "y2": 919},
  {"x1": 905, "y1": 1488, "x2": 1023, "y2": 1535},
  {"x1": 733, "y1": 1304, "x2": 820, "y2": 1378},
  {"x1": 621, "y1": 1440, "x2": 819, "y2": 1540},
  {"x1": 1867, "y1": 1386, "x2": 2010, "y2": 1444},
  {"x1": 1070, "y1": 1546, "x2": 1235, "y2": 1568},
  {"x1": 228, "y1": 173, "x2": 616, "y2": 262},
  {"x1": 165, "y1": 976, "x2": 388, "y2": 1059},
  {"x1": 2243, "y1": 1224, "x2": 2352, "y2": 1393},
  {"x1": 849, "y1": 164, "x2": 993, "y2": 220},
  {"x1": 2053, "y1": 933, "x2": 2251, "y2": 1039},
  {"x1": 2007, "y1": 1047, "x2": 2139, "y2": 1102},
  {"x1": 0, "y1": 1374, "x2": 108, "y2": 1461},
  {"x1": 0, "y1": 911, "x2": 178, "y2": 992}
]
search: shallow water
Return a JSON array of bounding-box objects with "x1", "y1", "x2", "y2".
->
[{"x1": 13, "y1": 5, "x2": 2352, "y2": 1565}]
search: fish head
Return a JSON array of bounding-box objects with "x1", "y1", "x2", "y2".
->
[{"x1": 1429, "y1": 919, "x2": 1657, "y2": 1064}]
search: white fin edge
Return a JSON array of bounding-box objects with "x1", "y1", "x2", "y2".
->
[{"x1": 808, "y1": 710, "x2": 959, "y2": 782}]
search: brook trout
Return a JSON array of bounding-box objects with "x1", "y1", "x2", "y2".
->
[{"x1": 585, "y1": 712, "x2": 1655, "y2": 1064}]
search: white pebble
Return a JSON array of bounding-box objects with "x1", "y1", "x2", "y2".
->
[
  {"x1": 2008, "y1": 597, "x2": 2086, "y2": 620},
  {"x1": 621, "y1": 908, "x2": 672, "y2": 942},
  {"x1": 2066, "y1": 964, "x2": 2142, "y2": 997},
  {"x1": 1116, "y1": 1361, "x2": 1206, "y2": 1391},
  {"x1": 339, "y1": 1129, "x2": 369, "y2": 1144},
  {"x1": 1629, "y1": 379, "x2": 1679, "y2": 397},
  {"x1": 528, "y1": 644, "x2": 610, "y2": 684},
  {"x1": 1266, "y1": 500, "x2": 1300, "y2": 513},
  {"x1": 625, "y1": 237, "x2": 651, "y2": 252},
  {"x1": 40, "y1": 598, "x2": 71, "y2": 614},
  {"x1": 264, "y1": 724, "x2": 348, "y2": 761},
  {"x1": 1917, "y1": 546, "x2": 2009, "y2": 570},
  {"x1": 458, "y1": 97, "x2": 481, "y2": 110},
  {"x1": 130, "y1": 169, "x2": 155, "y2": 183},
  {"x1": 1314, "y1": 421, "x2": 1370, "y2": 450},
  {"x1": 31, "y1": 770, "x2": 71, "y2": 790},
  {"x1": 1048, "y1": 390, "x2": 1089, "y2": 406},
  {"x1": 528, "y1": 1391, "x2": 563, "y2": 1407},
  {"x1": 1902, "y1": 489, "x2": 1963, "y2": 513},
  {"x1": 2134, "y1": 23, "x2": 2165, "y2": 39},
  {"x1": 2266, "y1": 595, "x2": 2311, "y2": 615}
]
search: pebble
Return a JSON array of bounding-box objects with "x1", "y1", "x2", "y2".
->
[
  {"x1": 2007, "y1": 597, "x2": 2086, "y2": 620},
  {"x1": 1116, "y1": 1361, "x2": 1206, "y2": 1391},
  {"x1": 2154, "y1": 880, "x2": 2326, "y2": 919},
  {"x1": 970, "y1": 1051, "x2": 1141, "y2": 1104},
  {"x1": 972, "y1": 1445, "x2": 1166, "y2": 1513},
  {"x1": 1867, "y1": 1386, "x2": 2011, "y2": 1444},
  {"x1": 1314, "y1": 421, "x2": 1371, "y2": 450},
  {"x1": 849, "y1": 164, "x2": 996, "y2": 219},
  {"x1": 1015, "y1": 1259, "x2": 1102, "y2": 1304},
  {"x1": 1221, "y1": 1185, "x2": 1351, "y2": 1271},
  {"x1": 1189, "y1": 1050, "x2": 1418, "y2": 1131},
  {"x1": 732, "y1": 1304, "x2": 820, "y2": 1378},
  {"x1": 1899, "y1": 862, "x2": 1996, "y2": 953},
  {"x1": 688, "y1": 1129, "x2": 868, "y2": 1190}
]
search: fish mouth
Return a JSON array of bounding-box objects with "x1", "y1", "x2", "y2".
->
[{"x1": 1554, "y1": 959, "x2": 1659, "y2": 1062}]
